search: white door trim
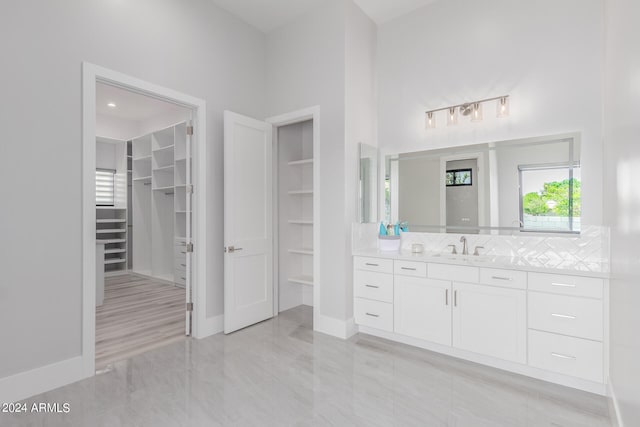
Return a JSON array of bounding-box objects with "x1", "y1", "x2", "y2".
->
[
  {"x1": 266, "y1": 106, "x2": 320, "y2": 330},
  {"x1": 82, "y1": 62, "x2": 208, "y2": 378}
]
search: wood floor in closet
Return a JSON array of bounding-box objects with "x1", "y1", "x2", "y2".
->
[{"x1": 95, "y1": 273, "x2": 185, "y2": 370}]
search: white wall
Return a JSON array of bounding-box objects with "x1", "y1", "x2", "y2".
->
[
  {"x1": 377, "y1": 0, "x2": 603, "y2": 227},
  {"x1": 266, "y1": 0, "x2": 349, "y2": 323},
  {"x1": 0, "y1": 0, "x2": 264, "y2": 381},
  {"x1": 344, "y1": 1, "x2": 378, "y2": 320},
  {"x1": 604, "y1": 0, "x2": 640, "y2": 423}
]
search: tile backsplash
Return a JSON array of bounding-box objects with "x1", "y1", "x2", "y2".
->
[{"x1": 352, "y1": 223, "x2": 610, "y2": 273}]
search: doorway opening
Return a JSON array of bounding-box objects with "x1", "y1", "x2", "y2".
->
[
  {"x1": 82, "y1": 63, "x2": 207, "y2": 377},
  {"x1": 222, "y1": 107, "x2": 320, "y2": 334}
]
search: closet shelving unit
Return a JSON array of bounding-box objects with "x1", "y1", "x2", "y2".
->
[
  {"x1": 96, "y1": 136, "x2": 128, "y2": 276},
  {"x1": 278, "y1": 121, "x2": 314, "y2": 306},
  {"x1": 132, "y1": 122, "x2": 189, "y2": 286}
]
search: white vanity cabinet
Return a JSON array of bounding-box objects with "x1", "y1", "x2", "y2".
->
[
  {"x1": 394, "y1": 276, "x2": 452, "y2": 346},
  {"x1": 353, "y1": 254, "x2": 608, "y2": 394},
  {"x1": 452, "y1": 281, "x2": 526, "y2": 364}
]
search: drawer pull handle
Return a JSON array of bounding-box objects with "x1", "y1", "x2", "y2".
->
[
  {"x1": 181, "y1": 277, "x2": 186, "y2": 280},
  {"x1": 551, "y1": 352, "x2": 576, "y2": 360},
  {"x1": 445, "y1": 288, "x2": 449, "y2": 306},
  {"x1": 180, "y1": 263, "x2": 187, "y2": 267},
  {"x1": 365, "y1": 312, "x2": 379, "y2": 318},
  {"x1": 365, "y1": 263, "x2": 379, "y2": 267},
  {"x1": 491, "y1": 275, "x2": 513, "y2": 281},
  {"x1": 365, "y1": 284, "x2": 379, "y2": 288},
  {"x1": 401, "y1": 267, "x2": 417, "y2": 271},
  {"x1": 454, "y1": 290, "x2": 458, "y2": 307},
  {"x1": 181, "y1": 251, "x2": 187, "y2": 254},
  {"x1": 551, "y1": 313, "x2": 576, "y2": 319},
  {"x1": 551, "y1": 282, "x2": 575, "y2": 288}
]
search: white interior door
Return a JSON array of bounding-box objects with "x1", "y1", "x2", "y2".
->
[{"x1": 223, "y1": 111, "x2": 273, "y2": 334}]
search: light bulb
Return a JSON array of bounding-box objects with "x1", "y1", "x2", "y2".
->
[
  {"x1": 447, "y1": 107, "x2": 458, "y2": 126},
  {"x1": 471, "y1": 102, "x2": 483, "y2": 122},
  {"x1": 426, "y1": 111, "x2": 436, "y2": 129},
  {"x1": 497, "y1": 96, "x2": 510, "y2": 118}
]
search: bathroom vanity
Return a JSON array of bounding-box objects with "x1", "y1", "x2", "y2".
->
[{"x1": 352, "y1": 249, "x2": 608, "y2": 394}]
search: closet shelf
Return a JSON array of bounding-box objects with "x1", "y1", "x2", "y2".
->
[
  {"x1": 153, "y1": 165, "x2": 174, "y2": 172},
  {"x1": 96, "y1": 219, "x2": 126, "y2": 223},
  {"x1": 288, "y1": 158, "x2": 313, "y2": 166},
  {"x1": 288, "y1": 190, "x2": 313, "y2": 195},
  {"x1": 153, "y1": 144, "x2": 174, "y2": 153},
  {"x1": 96, "y1": 206, "x2": 127, "y2": 210},
  {"x1": 133, "y1": 176, "x2": 152, "y2": 183},
  {"x1": 104, "y1": 248, "x2": 126, "y2": 254},
  {"x1": 175, "y1": 210, "x2": 191, "y2": 214},
  {"x1": 97, "y1": 239, "x2": 126, "y2": 244},
  {"x1": 104, "y1": 258, "x2": 127, "y2": 265},
  {"x1": 288, "y1": 219, "x2": 314, "y2": 225},
  {"x1": 288, "y1": 275, "x2": 314, "y2": 286},
  {"x1": 133, "y1": 155, "x2": 151, "y2": 161},
  {"x1": 288, "y1": 248, "x2": 314, "y2": 255},
  {"x1": 96, "y1": 229, "x2": 127, "y2": 234}
]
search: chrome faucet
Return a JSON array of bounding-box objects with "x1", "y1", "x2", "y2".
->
[{"x1": 460, "y1": 236, "x2": 468, "y2": 255}]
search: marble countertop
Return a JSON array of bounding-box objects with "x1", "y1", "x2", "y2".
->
[{"x1": 353, "y1": 248, "x2": 610, "y2": 278}]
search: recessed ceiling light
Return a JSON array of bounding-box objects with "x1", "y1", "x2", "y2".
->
[{"x1": 107, "y1": 102, "x2": 117, "y2": 108}]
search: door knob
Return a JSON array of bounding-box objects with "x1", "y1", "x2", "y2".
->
[{"x1": 226, "y1": 245, "x2": 243, "y2": 253}]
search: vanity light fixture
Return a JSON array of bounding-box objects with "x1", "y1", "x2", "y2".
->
[
  {"x1": 447, "y1": 107, "x2": 458, "y2": 126},
  {"x1": 426, "y1": 111, "x2": 436, "y2": 129},
  {"x1": 424, "y1": 95, "x2": 510, "y2": 129},
  {"x1": 471, "y1": 102, "x2": 483, "y2": 122},
  {"x1": 497, "y1": 96, "x2": 510, "y2": 118}
]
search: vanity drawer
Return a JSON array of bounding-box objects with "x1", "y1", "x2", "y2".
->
[
  {"x1": 480, "y1": 268, "x2": 527, "y2": 290},
  {"x1": 428, "y1": 263, "x2": 478, "y2": 283},
  {"x1": 528, "y1": 330, "x2": 603, "y2": 383},
  {"x1": 394, "y1": 260, "x2": 427, "y2": 277},
  {"x1": 528, "y1": 292, "x2": 603, "y2": 341},
  {"x1": 528, "y1": 273, "x2": 603, "y2": 299},
  {"x1": 354, "y1": 298, "x2": 393, "y2": 332},
  {"x1": 354, "y1": 256, "x2": 393, "y2": 274},
  {"x1": 354, "y1": 270, "x2": 393, "y2": 303}
]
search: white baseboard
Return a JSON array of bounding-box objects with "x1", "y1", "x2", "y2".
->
[
  {"x1": 194, "y1": 314, "x2": 223, "y2": 339},
  {"x1": 0, "y1": 356, "x2": 84, "y2": 404},
  {"x1": 608, "y1": 380, "x2": 624, "y2": 427},
  {"x1": 315, "y1": 315, "x2": 357, "y2": 339}
]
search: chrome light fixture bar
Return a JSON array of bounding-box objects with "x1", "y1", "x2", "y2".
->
[{"x1": 425, "y1": 95, "x2": 509, "y2": 129}]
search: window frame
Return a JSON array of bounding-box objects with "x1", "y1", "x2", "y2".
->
[
  {"x1": 518, "y1": 162, "x2": 580, "y2": 234},
  {"x1": 445, "y1": 168, "x2": 473, "y2": 187}
]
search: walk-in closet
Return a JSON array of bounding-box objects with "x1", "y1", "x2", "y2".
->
[{"x1": 93, "y1": 82, "x2": 191, "y2": 369}]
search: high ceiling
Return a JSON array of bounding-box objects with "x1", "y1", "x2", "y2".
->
[
  {"x1": 209, "y1": 0, "x2": 437, "y2": 32},
  {"x1": 353, "y1": 0, "x2": 438, "y2": 24},
  {"x1": 96, "y1": 83, "x2": 186, "y2": 121}
]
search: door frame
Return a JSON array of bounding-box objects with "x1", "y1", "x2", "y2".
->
[
  {"x1": 266, "y1": 106, "x2": 320, "y2": 328},
  {"x1": 439, "y1": 151, "x2": 486, "y2": 231},
  {"x1": 81, "y1": 62, "x2": 207, "y2": 378}
]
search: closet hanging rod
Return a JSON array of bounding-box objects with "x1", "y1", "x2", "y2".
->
[{"x1": 164, "y1": 191, "x2": 175, "y2": 195}]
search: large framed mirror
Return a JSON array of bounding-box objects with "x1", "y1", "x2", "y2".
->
[
  {"x1": 359, "y1": 143, "x2": 378, "y2": 223},
  {"x1": 384, "y1": 133, "x2": 581, "y2": 234}
]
